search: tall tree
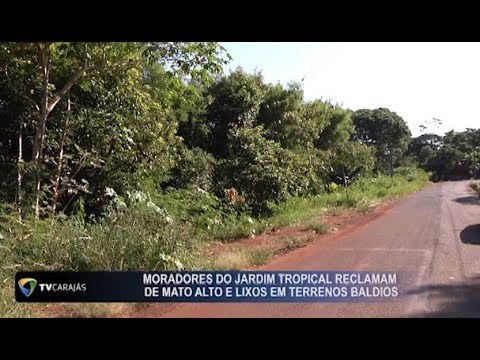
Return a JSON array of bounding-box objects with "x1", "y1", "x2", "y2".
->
[
  {"x1": 204, "y1": 68, "x2": 266, "y2": 158},
  {"x1": 0, "y1": 42, "x2": 229, "y2": 218},
  {"x1": 352, "y1": 108, "x2": 411, "y2": 176},
  {"x1": 256, "y1": 81, "x2": 306, "y2": 149},
  {"x1": 409, "y1": 133, "x2": 443, "y2": 156}
]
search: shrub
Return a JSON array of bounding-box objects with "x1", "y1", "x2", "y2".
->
[
  {"x1": 307, "y1": 222, "x2": 330, "y2": 234},
  {"x1": 217, "y1": 126, "x2": 319, "y2": 215},
  {"x1": 153, "y1": 187, "x2": 223, "y2": 232},
  {"x1": 0, "y1": 204, "x2": 194, "y2": 317},
  {"x1": 167, "y1": 146, "x2": 216, "y2": 192},
  {"x1": 1, "y1": 206, "x2": 193, "y2": 273}
]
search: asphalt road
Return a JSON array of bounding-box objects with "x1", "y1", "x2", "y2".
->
[{"x1": 160, "y1": 180, "x2": 480, "y2": 318}]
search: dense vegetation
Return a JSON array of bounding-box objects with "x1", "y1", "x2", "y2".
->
[
  {"x1": 409, "y1": 129, "x2": 480, "y2": 181},
  {"x1": 0, "y1": 42, "x2": 433, "y2": 316}
]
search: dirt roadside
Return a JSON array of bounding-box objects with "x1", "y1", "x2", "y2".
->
[
  {"x1": 40, "y1": 191, "x2": 414, "y2": 318},
  {"x1": 126, "y1": 196, "x2": 402, "y2": 318}
]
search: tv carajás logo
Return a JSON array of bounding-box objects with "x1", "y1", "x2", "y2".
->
[
  {"x1": 17, "y1": 278, "x2": 37, "y2": 297},
  {"x1": 17, "y1": 277, "x2": 87, "y2": 297}
]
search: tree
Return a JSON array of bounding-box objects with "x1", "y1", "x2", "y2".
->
[
  {"x1": 352, "y1": 108, "x2": 411, "y2": 176},
  {"x1": 256, "y1": 82, "x2": 306, "y2": 149},
  {"x1": 408, "y1": 133, "x2": 443, "y2": 157},
  {"x1": 316, "y1": 106, "x2": 354, "y2": 151},
  {"x1": 145, "y1": 64, "x2": 212, "y2": 150},
  {"x1": 204, "y1": 68, "x2": 266, "y2": 158},
  {"x1": 313, "y1": 106, "x2": 375, "y2": 186},
  {"x1": 0, "y1": 42, "x2": 230, "y2": 218},
  {"x1": 443, "y1": 130, "x2": 472, "y2": 153},
  {"x1": 443, "y1": 129, "x2": 480, "y2": 178},
  {"x1": 166, "y1": 147, "x2": 216, "y2": 192},
  {"x1": 417, "y1": 145, "x2": 435, "y2": 167},
  {"x1": 425, "y1": 145, "x2": 463, "y2": 180},
  {"x1": 322, "y1": 142, "x2": 375, "y2": 187},
  {"x1": 217, "y1": 126, "x2": 316, "y2": 215}
]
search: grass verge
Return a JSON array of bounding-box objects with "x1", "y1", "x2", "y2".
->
[
  {"x1": 307, "y1": 222, "x2": 330, "y2": 234},
  {"x1": 206, "y1": 167, "x2": 430, "y2": 241},
  {"x1": 210, "y1": 234, "x2": 314, "y2": 270}
]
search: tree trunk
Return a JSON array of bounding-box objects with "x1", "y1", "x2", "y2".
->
[
  {"x1": 33, "y1": 44, "x2": 51, "y2": 219},
  {"x1": 342, "y1": 165, "x2": 347, "y2": 187},
  {"x1": 30, "y1": 44, "x2": 122, "y2": 218},
  {"x1": 51, "y1": 94, "x2": 71, "y2": 218},
  {"x1": 17, "y1": 119, "x2": 23, "y2": 222}
]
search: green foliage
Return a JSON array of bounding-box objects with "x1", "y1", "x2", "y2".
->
[
  {"x1": 425, "y1": 145, "x2": 464, "y2": 180},
  {"x1": 307, "y1": 222, "x2": 330, "y2": 234},
  {"x1": 0, "y1": 42, "x2": 439, "y2": 317},
  {"x1": 207, "y1": 167, "x2": 430, "y2": 244},
  {"x1": 326, "y1": 182, "x2": 339, "y2": 193},
  {"x1": 0, "y1": 42, "x2": 229, "y2": 218},
  {"x1": 353, "y1": 108, "x2": 411, "y2": 175},
  {"x1": 316, "y1": 107, "x2": 354, "y2": 151},
  {"x1": 256, "y1": 82, "x2": 307, "y2": 149},
  {"x1": 408, "y1": 133, "x2": 442, "y2": 156},
  {"x1": 311, "y1": 107, "x2": 376, "y2": 186},
  {"x1": 207, "y1": 213, "x2": 262, "y2": 241},
  {"x1": 417, "y1": 145, "x2": 435, "y2": 167},
  {"x1": 153, "y1": 187, "x2": 222, "y2": 232},
  {"x1": 272, "y1": 166, "x2": 429, "y2": 222},
  {"x1": 219, "y1": 125, "x2": 288, "y2": 214},
  {"x1": 410, "y1": 128, "x2": 480, "y2": 180},
  {"x1": 1, "y1": 165, "x2": 430, "y2": 316},
  {"x1": 0, "y1": 203, "x2": 195, "y2": 317},
  {"x1": 321, "y1": 141, "x2": 375, "y2": 186},
  {"x1": 218, "y1": 125, "x2": 317, "y2": 215},
  {"x1": 167, "y1": 147, "x2": 216, "y2": 192},
  {"x1": 205, "y1": 68, "x2": 267, "y2": 157},
  {"x1": 1, "y1": 208, "x2": 192, "y2": 272}
]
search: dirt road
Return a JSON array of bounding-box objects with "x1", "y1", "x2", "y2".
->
[{"x1": 145, "y1": 181, "x2": 480, "y2": 317}]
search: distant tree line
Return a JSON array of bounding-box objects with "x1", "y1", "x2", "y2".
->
[{"x1": 408, "y1": 129, "x2": 480, "y2": 181}]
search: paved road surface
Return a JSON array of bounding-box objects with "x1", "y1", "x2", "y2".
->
[{"x1": 159, "y1": 181, "x2": 480, "y2": 317}]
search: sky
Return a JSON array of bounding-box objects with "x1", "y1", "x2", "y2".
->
[{"x1": 221, "y1": 42, "x2": 480, "y2": 137}]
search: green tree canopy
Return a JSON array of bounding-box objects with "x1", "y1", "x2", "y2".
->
[
  {"x1": 353, "y1": 108, "x2": 411, "y2": 175},
  {"x1": 204, "y1": 68, "x2": 266, "y2": 158}
]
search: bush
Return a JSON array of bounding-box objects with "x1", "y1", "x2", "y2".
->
[
  {"x1": 217, "y1": 126, "x2": 319, "y2": 215},
  {"x1": 0, "y1": 202, "x2": 199, "y2": 317},
  {"x1": 1, "y1": 206, "x2": 193, "y2": 273},
  {"x1": 153, "y1": 187, "x2": 223, "y2": 232},
  {"x1": 307, "y1": 222, "x2": 330, "y2": 234},
  {"x1": 167, "y1": 147, "x2": 216, "y2": 192}
]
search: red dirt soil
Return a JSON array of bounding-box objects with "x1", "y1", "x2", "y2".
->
[{"x1": 127, "y1": 198, "x2": 399, "y2": 318}]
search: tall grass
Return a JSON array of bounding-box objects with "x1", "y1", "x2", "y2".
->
[
  {"x1": 0, "y1": 206, "x2": 195, "y2": 317},
  {"x1": 307, "y1": 222, "x2": 330, "y2": 234},
  {"x1": 0, "y1": 166, "x2": 430, "y2": 317},
  {"x1": 207, "y1": 167, "x2": 430, "y2": 241}
]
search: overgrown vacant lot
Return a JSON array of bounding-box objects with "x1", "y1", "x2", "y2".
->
[{"x1": 2, "y1": 42, "x2": 465, "y2": 318}]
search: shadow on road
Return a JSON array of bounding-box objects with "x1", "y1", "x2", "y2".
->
[
  {"x1": 460, "y1": 224, "x2": 480, "y2": 245},
  {"x1": 452, "y1": 196, "x2": 480, "y2": 205},
  {"x1": 405, "y1": 276, "x2": 480, "y2": 317}
]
